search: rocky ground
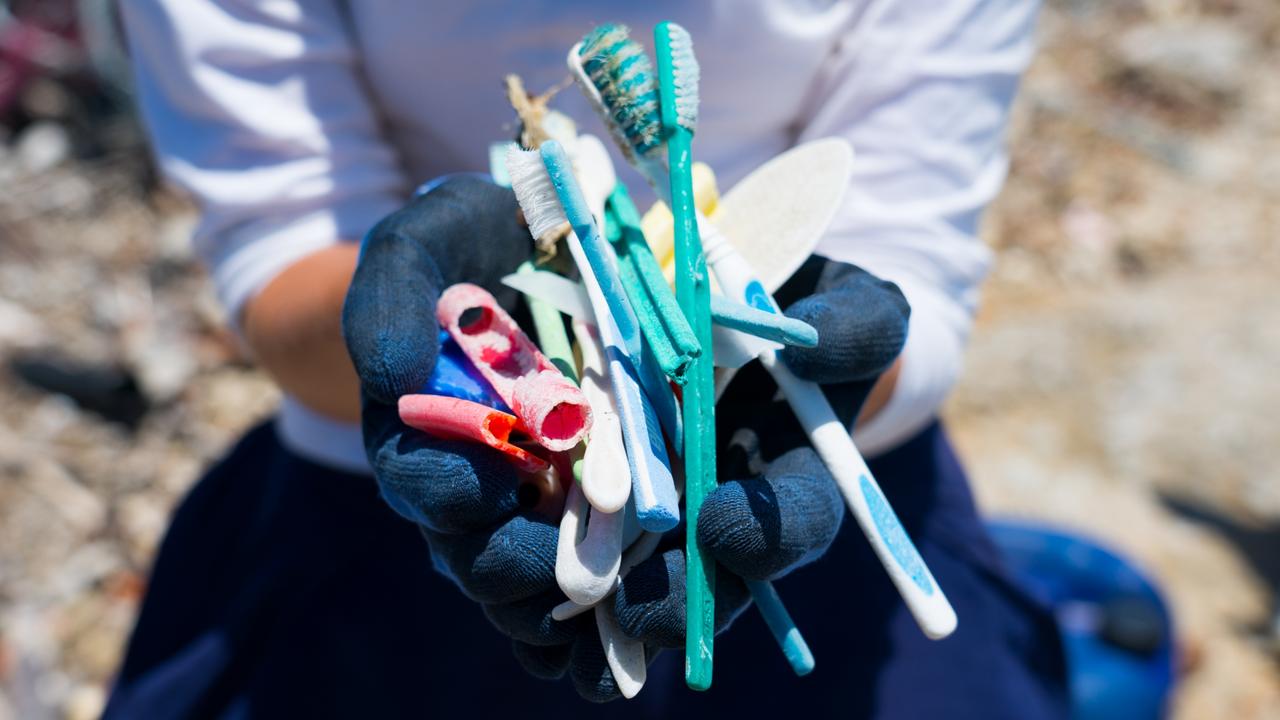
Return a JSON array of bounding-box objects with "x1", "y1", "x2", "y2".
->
[
  {"x1": 950, "y1": 1, "x2": 1280, "y2": 717},
  {"x1": 0, "y1": 1, "x2": 1277, "y2": 718}
]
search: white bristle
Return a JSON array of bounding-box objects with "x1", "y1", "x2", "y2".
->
[
  {"x1": 506, "y1": 146, "x2": 567, "y2": 240},
  {"x1": 667, "y1": 24, "x2": 700, "y2": 131}
]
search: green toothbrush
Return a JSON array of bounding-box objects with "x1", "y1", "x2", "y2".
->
[
  {"x1": 576, "y1": 20, "x2": 818, "y2": 687},
  {"x1": 654, "y1": 20, "x2": 717, "y2": 690}
]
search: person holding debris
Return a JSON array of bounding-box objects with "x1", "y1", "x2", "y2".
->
[{"x1": 106, "y1": 1, "x2": 1067, "y2": 718}]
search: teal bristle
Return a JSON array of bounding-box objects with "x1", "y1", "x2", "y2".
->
[{"x1": 579, "y1": 24, "x2": 664, "y2": 157}]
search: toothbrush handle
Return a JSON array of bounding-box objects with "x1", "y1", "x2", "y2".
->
[
  {"x1": 759, "y1": 352, "x2": 958, "y2": 639},
  {"x1": 542, "y1": 142, "x2": 644, "y2": 359},
  {"x1": 662, "y1": 126, "x2": 717, "y2": 690},
  {"x1": 568, "y1": 237, "x2": 680, "y2": 532},
  {"x1": 745, "y1": 579, "x2": 815, "y2": 676},
  {"x1": 706, "y1": 232, "x2": 958, "y2": 640}
]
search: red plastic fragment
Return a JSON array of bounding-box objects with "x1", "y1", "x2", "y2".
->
[{"x1": 437, "y1": 283, "x2": 592, "y2": 451}]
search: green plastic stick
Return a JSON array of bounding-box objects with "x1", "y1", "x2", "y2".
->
[
  {"x1": 656, "y1": 21, "x2": 716, "y2": 692},
  {"x1": 606, "y1": 184, "x2": 701, "y2": 386},
  {"x1": 603, "y1": 203, "x2": 682, "y2": 378}
]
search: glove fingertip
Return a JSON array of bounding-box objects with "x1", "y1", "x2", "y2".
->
[
  {"x1": 372, "y1": 438, "x2": 522, "y2": 534},
  {"x1": 614, "y1": 549, "x2": 686, "y2": 649},
  {"x1": 699, "y1": 449, "x2": 844, "y2": 582},
  {"x1": 362, "y1": 327, "x2": 440, "y2": 405},
  {"x1": 696, "y1": 479, "x2": 774, "y2": 579},
  {"x1": 778, "y1": 296, "x2": 834, "y2": 382},
  {"x1": 779, "y1": 276, "x2": 910, "y2": 385},
  {"x1": 426, "y1": 513, "x2": 559, "y2": 604}
]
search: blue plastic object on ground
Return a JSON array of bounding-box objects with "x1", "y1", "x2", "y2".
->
[{"x1": 987, "y1": 520, "x2": 1177, "y2": 720}]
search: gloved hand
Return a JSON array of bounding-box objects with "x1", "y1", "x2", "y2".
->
[
  {"x1": 709, "y1": 254, "x2": 912, "y2": 578},
  {"x1": 342, "y1": 176, "x2": 908, "y2": 701},
  {"x1": 778, "y1": 254, "x2": 912, "y2": 418}
]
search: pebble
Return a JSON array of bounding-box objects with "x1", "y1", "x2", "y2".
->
[
  {"x1": 1118, "y1": 21, "x2": 1253, "y2": 102},
  {"x1": 0, "y1": 298, "x2": 47, "y2": 351},
  {"x1": 14, "y1": 123, "x2": 71, "y2": 176}
]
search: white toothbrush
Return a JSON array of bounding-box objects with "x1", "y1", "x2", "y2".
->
[{"x1": 707, "y1": 228, "x2": 957, "y2": 639}]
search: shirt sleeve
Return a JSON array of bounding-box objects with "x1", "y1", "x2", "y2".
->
[
  {"x1": 798, "y1": 0, "x2": 1040, "y2": 455},
  {"x1": 120, "y1": 0, "x2": 408, "y2": 323}
]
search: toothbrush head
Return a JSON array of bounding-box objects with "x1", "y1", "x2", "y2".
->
[
  {"x1": 578, "y1": 24, "x2": 664, "y2": 158},
  {"x1": 567, "y1": 42, "x2": 636, "y2": 164},
  {"x1": 661, "y1": 22, "x2": 700, "y2": 134},
  {"x1": 506, "y1": 145, "x2": 566, "y2": 242}
]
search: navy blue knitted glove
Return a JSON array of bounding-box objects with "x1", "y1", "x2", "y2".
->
[
  {"x1": 343, "y1": 176, "x2": 554, "y2": 602},
  {"x1": 779, "y1": 258, "x2": 910, "y2": 387},
  {"x1": 695, "y1": 256, "x2": 911, "y2": 584},
  {"x1": 344, "y1": 175, "x2": 529, "y2": 405},
  {"x1": 344, "y1": 182, "x2": 904, "y2": 702},
  {"x1": 340, "y1": 177, "x2": 638, "y2": 703}
]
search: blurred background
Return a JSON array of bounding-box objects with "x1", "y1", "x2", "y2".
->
[{"x1": 0, "y1": 0, "x2": 1276, "y2": 717}]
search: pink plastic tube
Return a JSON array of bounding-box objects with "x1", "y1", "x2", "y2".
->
[
  {"x1": 398, "y1": 394, "x2": 548, "y2": 474},
  {"x1": 437, "y1": 283, "x2": 592, "y2": 451}
]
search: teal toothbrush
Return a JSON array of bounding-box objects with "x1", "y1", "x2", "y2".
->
[
  {"x1": 655, "y1": 21, "x2": 718, "y2": 689},
  {"x1": 577, "y1": 21, "x2": 817, "y2": 686},
  {"x1": 580, "y1": 24, "x2": 957, "y2": 642}
]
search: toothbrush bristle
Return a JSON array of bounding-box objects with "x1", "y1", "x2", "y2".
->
[
  {"x1": 578, "y1": 24, "x2": 664, "y2": 157},
  {"x1": 506, "y1": 146, "x2": 567, "y2": 241},
  {"x1": 666, "y1": 24, "x2": 700, "y2": 132}
]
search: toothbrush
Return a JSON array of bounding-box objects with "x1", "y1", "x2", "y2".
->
[
  {"x1": 707, "y1": 296, "x2": 817, "y2": 348},
  {"x1": 563, "y1": 136, "x2": 684, "y2": 453},
  {"x1": 577, "y1": 22, "x2": 820, "y2": 683},
  {"x1": 508, "y1": 143, "x2": 680, "y2": 532},
  {"x1": 691, "y1": 161, "x2": 959, "y2": 640},
  {"x1": 653, "y1": 21, "x2": 717, "y2": 688},
  {"x1": 595, "y1": 599, "x2": 646, "y2": 698},
  {"x1": 551, "y1": 529, "x2": 664, "y2": 621},
  {"x1": 578, "y1": 25, "x2": 957, "y2": 640},
  {"x1": 604, "y1": 180, "x2": 814, "y2": 345}
]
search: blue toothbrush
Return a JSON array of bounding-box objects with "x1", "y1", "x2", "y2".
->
[{"x1": 508, "y1": 142, "x2": 680, "y2": 532}]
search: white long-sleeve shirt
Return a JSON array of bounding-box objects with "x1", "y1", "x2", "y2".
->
[{"x1": 121, "y1": 0, "x2": 1039, "y2": 473}]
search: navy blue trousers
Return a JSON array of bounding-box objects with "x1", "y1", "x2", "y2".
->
[{"x1": 104, "y1": 420, "x2": 1068, "y2": 719}]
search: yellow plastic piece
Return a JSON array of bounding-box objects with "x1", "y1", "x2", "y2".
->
[{"x1": 640, "y1": 163, "x2": 720, "y2": 283}]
